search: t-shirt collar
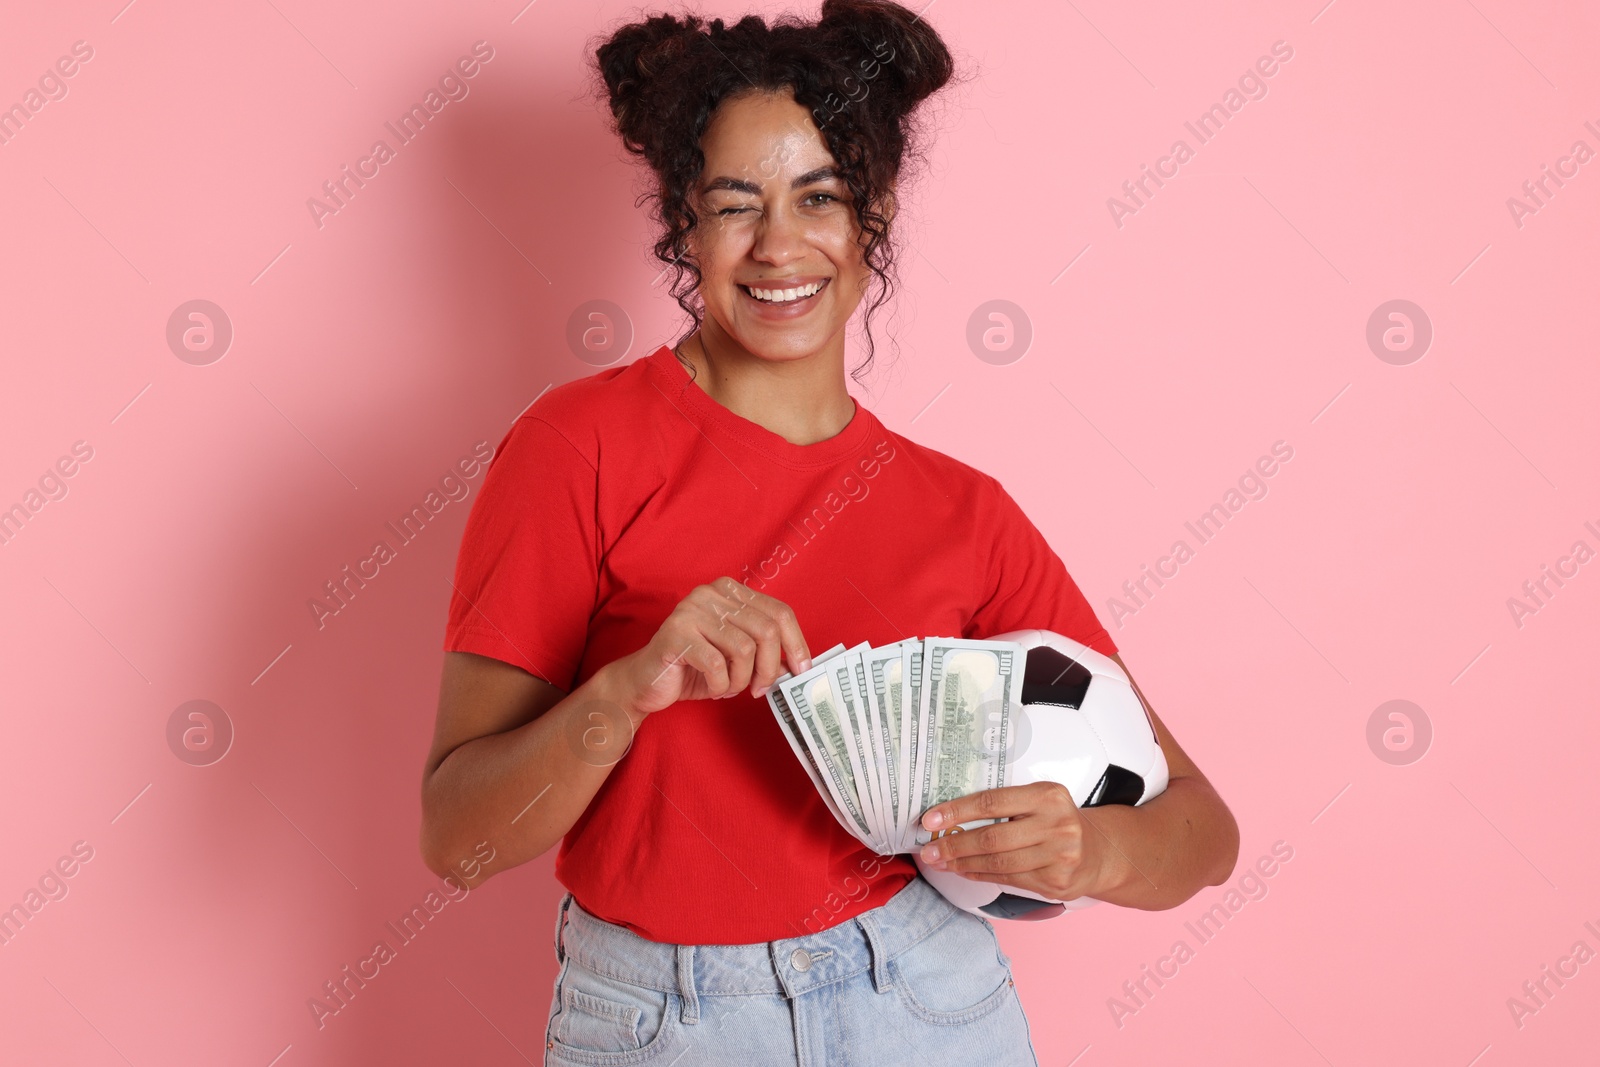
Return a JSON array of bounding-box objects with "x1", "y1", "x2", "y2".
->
[{"x1": 646, "y1": 343, "x2": 879, "y2": 470}]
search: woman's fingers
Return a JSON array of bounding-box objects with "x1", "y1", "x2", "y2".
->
[
  {"x1": 713, "y1": 580, "x2": 804, "y2": 695},
  {"x1": 701, "y1": 579, "x2": 772, "y2": 696},
  {"x1": 708, "y1": 579, "x2": 815, "y2": 686},
  {"x1": 921, "y1": 783, "x2": 1074, "y2": 834},
  {"x1": 938, "y1": 844, "x2": 1057, "y2": 878},
  {"x1": 740, "y1": 587, "x2": 813, "y2": 679},
  {"x1": 647, "y1": 578, "x2": 812, "y2": 703},
  {"x1": 695, "y1": 579, "x2": 810, "y2": 698},
  {"x1": 920, "y1": 814, "x2": 1045, "y2": 866},
  {"x1": 694, "y1": 612, "x2": 759, "y2": 696},
  {"x1": 662, "y1": 636, "x2": 729, "y2": 698},
  {"x1": 668, "y1": 581, "x2": 761, "y2": 697}
]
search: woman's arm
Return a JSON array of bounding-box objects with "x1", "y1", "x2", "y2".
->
[
  {"x1": 420, "y1": 577, "x2": 814, "y2": 887},
  {"x1": 917, "y1": 650, "x2": 1240, "y2": 911},
  {"x1": 418, "y1": 651, "x2": 641, "y2": 886}
]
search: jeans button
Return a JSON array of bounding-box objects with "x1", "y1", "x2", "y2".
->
[{"x1": 790, "y1": 948, "x2": 813, "y2": 971}]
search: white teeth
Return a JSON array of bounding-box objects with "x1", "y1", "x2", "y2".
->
[{"x1": 746, "y1": 281, "x2": 822, "y2": 303}]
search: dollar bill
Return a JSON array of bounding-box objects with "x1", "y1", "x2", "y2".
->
[
  {"x1": 830, "y1": 647, "x2": 887, "y2": 851},
  {"x1": 909, "y1": 637, "x2": 1026, "y2": 847},
  {"x1": 779, "y1": 650, "x2": 879, "y2": 850},
  {"x1": 864, "y1": 639, "x2": 913, "y2": 852},
  {"x1": 766, "y1": 643, "x2": 847, "y2": 829},
  {"x1": 903, "y1": 639, "x2": 930, "y2": 852}
]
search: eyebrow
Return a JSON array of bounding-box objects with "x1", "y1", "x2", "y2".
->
[{"x1": 700, "y1": 166, "x2": 842, "y2": 196}]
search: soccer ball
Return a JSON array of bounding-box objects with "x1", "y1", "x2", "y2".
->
[{"x1": 915, "y1": 628, "x2": 1169, "y2": 921}]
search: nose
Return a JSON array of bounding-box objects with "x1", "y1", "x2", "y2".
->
[{"x1": 750, "y1": 205, "x2": 807, "y2": 267}]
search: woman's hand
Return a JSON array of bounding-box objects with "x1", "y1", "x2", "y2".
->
[
  {"x1": 915, "y1": 783, "x2": 1117, "y2": 903},
  {"x1": 606, "y1": 576, "x2": 813, "y2": 722}
]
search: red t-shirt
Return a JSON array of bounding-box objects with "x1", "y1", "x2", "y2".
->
[{"x1": 442, "y1": 342, "x2": 1117, "y2": 945}]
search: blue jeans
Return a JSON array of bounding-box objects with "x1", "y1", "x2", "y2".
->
[{"x1": 541, "y1": 875, "x2": 1041, "y2": 1066}]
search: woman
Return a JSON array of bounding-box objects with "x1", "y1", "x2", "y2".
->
[{"x1": 420, "y1": 2, "x2": 1239, "y2": 1064}]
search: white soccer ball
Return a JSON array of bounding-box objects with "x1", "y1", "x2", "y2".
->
[{"x1": 915, "y1": 628, "x2": 1169, "y2": 921}]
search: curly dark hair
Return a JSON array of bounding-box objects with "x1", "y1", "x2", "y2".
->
[{"x1": 590, "y1": 0, "x2": 957, "y2": 382}]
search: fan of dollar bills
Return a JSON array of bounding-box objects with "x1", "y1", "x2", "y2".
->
[{"x1": 765, "y1": 637, "x2": 1026, "y2": 856}]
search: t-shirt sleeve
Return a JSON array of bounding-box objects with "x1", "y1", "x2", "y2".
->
[
  {"x1": 442, "y1": 415, "x2": 600, "y2": 690},
  {"x1": 965, "y1": 475, "x2": 1118, "y2": 658}
]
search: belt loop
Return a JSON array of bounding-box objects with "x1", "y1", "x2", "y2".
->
[
  {"x1": 675, "y1": 943, "x2": 700, "y2": 1025},
  {"x1": 554, "y1": 893, "x2": 574, "y2": 965},
  {"x1": 855, "y1": 912, "x2": 893, "y2": 994}
]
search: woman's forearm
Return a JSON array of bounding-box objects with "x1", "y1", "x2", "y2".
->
[
  {"x1": 1082, "y1": 775, "x2": 1240, "y2": 911},
  {"x1": 420, "y1": 662, "x2": 638, "y2": 884}
]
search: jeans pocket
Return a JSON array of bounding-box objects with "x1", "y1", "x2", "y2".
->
[
  {"x1": 889, "y1": 911, "x2": 1016, "y2": 1025},
  {"x1": 547, "y1": 956, "x2": 677, "y2": 1065}
]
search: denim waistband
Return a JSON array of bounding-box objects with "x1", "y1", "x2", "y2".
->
[{"x1": 555, "y1": 875, "x2": 969, "y2": 1008}]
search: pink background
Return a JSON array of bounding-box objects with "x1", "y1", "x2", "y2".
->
[{"x1": 3, "y1": 0, "x2": 1597, "y2": 1063}]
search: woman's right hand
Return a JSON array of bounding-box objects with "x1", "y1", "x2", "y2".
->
[{"x1": 607, "y1": 577, "x2": 814, "y2": 721}]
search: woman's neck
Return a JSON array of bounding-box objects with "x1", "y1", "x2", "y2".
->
[{"x1": 676, "y1": 326, "x2": 858, "y2": 447}]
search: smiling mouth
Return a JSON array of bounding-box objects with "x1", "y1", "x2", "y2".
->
[{"x1": 738, "y1": 279, "x2": 829, "y2": 305}]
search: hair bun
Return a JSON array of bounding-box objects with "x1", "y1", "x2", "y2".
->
[
  {"x1": 595, "y1": 14, "x2": 705, "y2": 156},
  {"x1": 817, "y1": 0, "x2": 954, "y2": 111}
]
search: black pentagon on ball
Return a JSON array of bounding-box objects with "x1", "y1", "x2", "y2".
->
[
  {"x1": 1084, "y1": 764, "x2": 1146, "y2": 807},
  {"x1": 1019, "y1": 646, "x2": 1092, "y2": 709},
  {"x1": 980, "y1": 894, "x2": 1067, "y2": 921}
]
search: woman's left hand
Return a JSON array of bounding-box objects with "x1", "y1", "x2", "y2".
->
[{"x1": 917, "y1": 783, "x2": 1116, "y2": 902}]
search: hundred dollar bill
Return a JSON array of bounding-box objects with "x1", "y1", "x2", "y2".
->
[
  {"x1": 910, "y1": 637, "x2": 1026, "y2": 847},
  {"x1": 895, "y1": 639, "x2": 920, "y2": 852},
  {"x1": 864, "y1": 639, "x2": 914, "y2": 852},
  {"x1": 779, "y1": 650, "x2": 878, "y2": 849},
  {"x1": 766, "y1": 643, "x2": 848, "y2": 833},
  {"x1": 904, "y1": 639, "x2": 933, "y2": 851},
  {"x1": 831, "y1": 646, "x2": 888, "y2": 852}
]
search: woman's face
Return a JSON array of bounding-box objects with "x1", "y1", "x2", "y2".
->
[{"x1": 689, "y1": 89, "x2": 877, "y2": 364}]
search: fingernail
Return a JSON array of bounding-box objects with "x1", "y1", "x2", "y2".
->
[
  {"x1": 753, "y1": 685, "x2": 769, "y2": 698},
  {"x1": 924, "y1": 809, "x2": 944, "y2": 829},
  {"x1": 920, "y1": 845, "x2": 940, "y2": 863},
  {"x1": 797, "y1": 657, "x2": 813, "y2": 672}
]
